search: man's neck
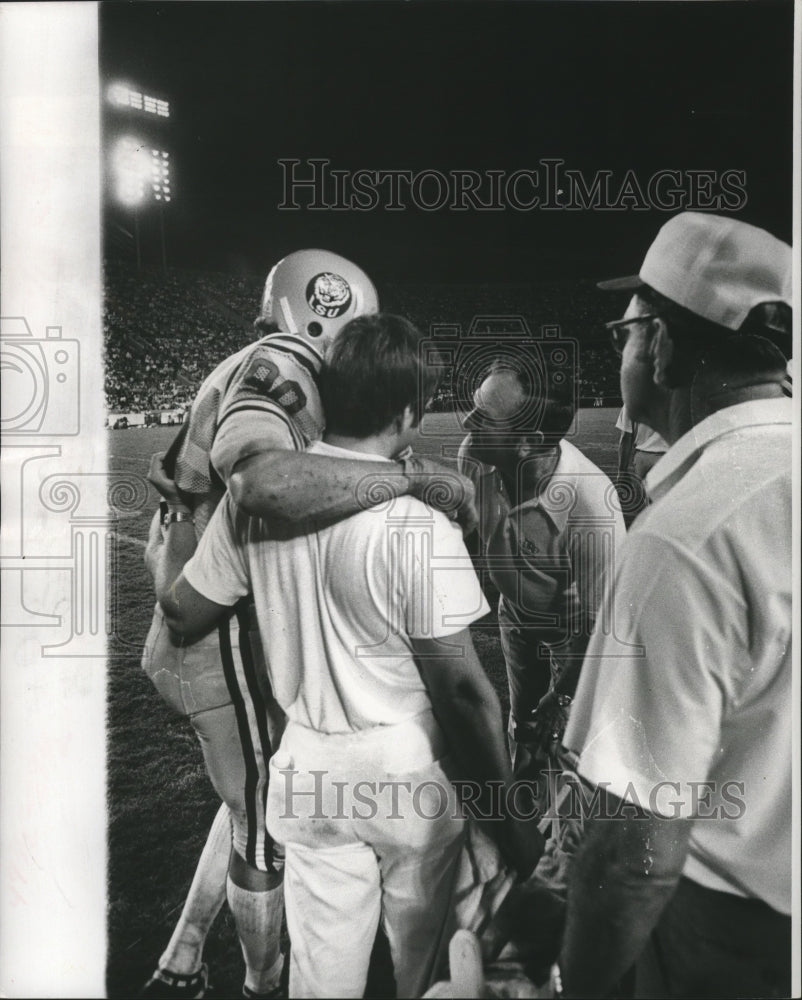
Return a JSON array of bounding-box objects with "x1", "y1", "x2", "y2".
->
[
  {"x1": 498, "y1": 446, "x2": 561, "y2": 506},
  {"x1": 659, "y1": 377, "x2": 786, "y2": 445},
  {"x1": 323, "y1": 431, "x2": 398, "y2": 459}
]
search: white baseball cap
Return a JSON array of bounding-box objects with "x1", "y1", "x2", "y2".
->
[{"x1": 598, "y1": 212, "x2": 792, "y2": 331}]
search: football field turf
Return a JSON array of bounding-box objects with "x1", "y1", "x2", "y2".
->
[{"x1": 106, "y1": 408, "x2": 620, "y2": 997}]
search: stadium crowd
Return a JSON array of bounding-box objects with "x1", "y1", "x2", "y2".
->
[
  {"x1": 104, "y1": 266, "x2": 621, "y2": 415},
  {"x1": 104, "y1": 263, "x2": 256, "y2": 413}
]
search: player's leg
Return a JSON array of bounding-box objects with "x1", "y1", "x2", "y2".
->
[
  {"x1": 160, "y1": 803, "x2": 231, "y2": 973},
  {"x1": 140, "y1": 605, "x2": 232, "y2": 998},
  {"x1": 282, "y1": 841, "x2": 381, "y2": 998},
  {"x1": 141, "y1": 576, "x2": 285, "y2": 997},
  {"x1": 139, "y1": 802, "x2": 230, "y2": 997},
  {"x1": 206, "y1": 611, "x2": 286, "y2": 998},
  {"x1": 194, "y1": 700, "x2": 285, "y2": 997},
  {"x1": 265, "y1": 722, "x2": 386, "y2": 998},
  {"x1": 227, "y1": 853, "x2": 285, "y2": 999},
  {"x1": 369, "y1": 758, "x2": 466, "y2": 998}
]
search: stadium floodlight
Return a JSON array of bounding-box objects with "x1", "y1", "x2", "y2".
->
[
  {"x1": 111, "y1": 136, "x2": 151, "y2": 207},
  {"x1": 106, "y1": 80, "x2": 170, "y2": 118},
  {"x1": 107, "y1": 82, "x2": 131, "y2": 107},
  {"x1": 148, "y1": 147, "x2": 172, "y2": 203}
]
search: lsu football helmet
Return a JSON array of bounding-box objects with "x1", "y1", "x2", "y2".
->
[{"x1": 257, "y1": 249, "x2": 379, "y2": 346}]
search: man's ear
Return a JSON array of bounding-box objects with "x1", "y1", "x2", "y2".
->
[
  {"x1": 516, "y1": 429, "x2": 544, "y2": 458},
  {"x1": 651, "y1": 319, "x2": 675, "y2": 388},
  {"x1": 400, "y1": 404, "x2": 417, "y2": 432}
]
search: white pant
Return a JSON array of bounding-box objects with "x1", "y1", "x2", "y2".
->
[{"x1": 267, "y1": 714, "x2": 466, "y2": 998}]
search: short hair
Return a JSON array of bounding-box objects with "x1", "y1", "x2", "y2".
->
[
  {"x1": 489, "y1": 350, "x2": 575, "y2": 443},
  {"x1": 320, "y1": 313, "x2": 440, "y2": 438},
  {"x1": 636, "y1": 285, "x2": 790, "y2": 387},
  {"x1": 253, "y1": 317, "x2": 281, "y2": 336}
]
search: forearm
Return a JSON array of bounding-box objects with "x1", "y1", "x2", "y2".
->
[
  {"x1": 154, "y1": 521, "x2": 199, "y2": 627},
  {"x1": 436, "y1": 677, "x2": 513, "y2": 791},
  {"x1": 229, "y1": 450, "x2": 409, "y2": 524},
  {"x1": 416, "y1": 633, "x2": 543, "y2": 878},
  {"x1": 561, "y1": 814, "x2": 687, "y2": 997},
  {"x1": 439, "y1": 675, "x2": 544, "y2": 875}
]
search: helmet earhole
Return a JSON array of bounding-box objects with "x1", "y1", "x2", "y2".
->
[{"x1": 307, "y1": 321, "x2": 323, "y2": 338}]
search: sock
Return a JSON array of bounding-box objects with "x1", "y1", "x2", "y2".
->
[
  {"x1": 226, "y1": 872, "x2": 285, "y2": 995},
  {"x1": 159, "y1": 802, "x2": 231, "y2": 975}
]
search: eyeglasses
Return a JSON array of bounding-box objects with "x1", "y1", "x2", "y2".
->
[{"x1": 604, "y1": 314, "x2": 658, "y2": 354}]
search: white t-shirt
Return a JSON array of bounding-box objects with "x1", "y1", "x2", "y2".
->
[
  {"x1": 616, "y1": 406, "x2": 668, "y2": 454},
  {"x1": 565, "y1": 398, "x2": 792, "y2": 914},
  {"x1": 184, "y1": 441, "x2": 490, "y2": 734}
]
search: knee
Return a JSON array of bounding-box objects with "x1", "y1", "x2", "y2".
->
[{"x1": 229, "y1": 846, "x2": 283, "y2": 891}]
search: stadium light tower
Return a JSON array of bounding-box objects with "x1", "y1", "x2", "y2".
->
[
  {"x1": 105, "y1": 83, "x2": 173, "y2": 270},
  {"x1": 110, "y1": 136, "x2": 150, "y2": 268}
]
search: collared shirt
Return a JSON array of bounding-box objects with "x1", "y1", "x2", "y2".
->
[
  {"x1": 458, "y1": 438, "x2": 625, "y2": 660},
  {"x1": 565, "y1": 398, "x2": 793, "y2": 914},
  {"x1": 184, "y1": 441, "x2": 489, "y2": 734}
]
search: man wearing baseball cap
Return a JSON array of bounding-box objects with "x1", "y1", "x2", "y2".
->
[{"x1": 552, "y1": 213, "x2": 793, "y2": 997}]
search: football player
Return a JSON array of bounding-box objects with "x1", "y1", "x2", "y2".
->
[{"x1": 139, "y1": 249, "x2": 477, "y2": 998}]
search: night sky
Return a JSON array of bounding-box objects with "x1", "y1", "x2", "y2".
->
[{"x1": 100, "y1": 1, "x2": 794, "y2": 285}]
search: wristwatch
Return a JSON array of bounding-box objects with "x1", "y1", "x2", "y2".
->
[
  {"x1": 556, "y1": 693, "x2": 573, "y2": 709},
  {"x1": 162, "y1": 509, "x2": 194, "y2": 528}
]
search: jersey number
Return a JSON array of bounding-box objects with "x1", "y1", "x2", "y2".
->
[{"x1": 249, "y1": 358, "x2": 308, "y2": 417}]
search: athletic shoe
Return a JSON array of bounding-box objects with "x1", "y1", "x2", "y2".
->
[
  {"x1": 139, "y1": 964, "x2": 209, "y2": 999},
  {"x1": 242, "y1": 983, "x2": 284, "y2": 999}
]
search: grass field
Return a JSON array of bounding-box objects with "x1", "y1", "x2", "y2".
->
[{"x1": 106, "y1": 409, "x2": 620, "y2": 998}]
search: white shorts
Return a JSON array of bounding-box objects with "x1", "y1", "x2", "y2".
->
[{"x1": 142, "y1": 599, "x2": 285, "y2": 872}]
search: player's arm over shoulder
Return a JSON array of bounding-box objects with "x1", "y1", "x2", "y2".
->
[
  {"x1": 213, "y1": 348, "x2": 477, "y2": 529},
  {"x1": 229, "y1": 444, "x2": 477, "y2": 531}
]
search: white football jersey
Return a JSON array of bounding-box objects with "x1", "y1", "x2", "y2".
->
[{"x1": 172, "y1": 332, "x2": 325, "y2": 499}]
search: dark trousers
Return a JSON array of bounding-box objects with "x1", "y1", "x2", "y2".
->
[
  {"x1": 497, "y1": 612, "x2": 552, "y2": 779},
  {"x1": 635, "y1": 876, "x2": 791, "y2": 999}
]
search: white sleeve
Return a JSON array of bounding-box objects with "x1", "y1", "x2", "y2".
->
[
  {"x1": 404, "y1": 510, "x2": 490, "y2": 639},
  {"x1": 563, "y1": 530, "x2": 741, "y2": 818},
  {"x1": 211, "y1": 407, "x2": 303, "y2": 484},
  {"x1": 615, "y1": 407, "x2": 632, "y2": 433},
  {"x1": 183, "y1": 493, "x2": 251, "y2": 606}
]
